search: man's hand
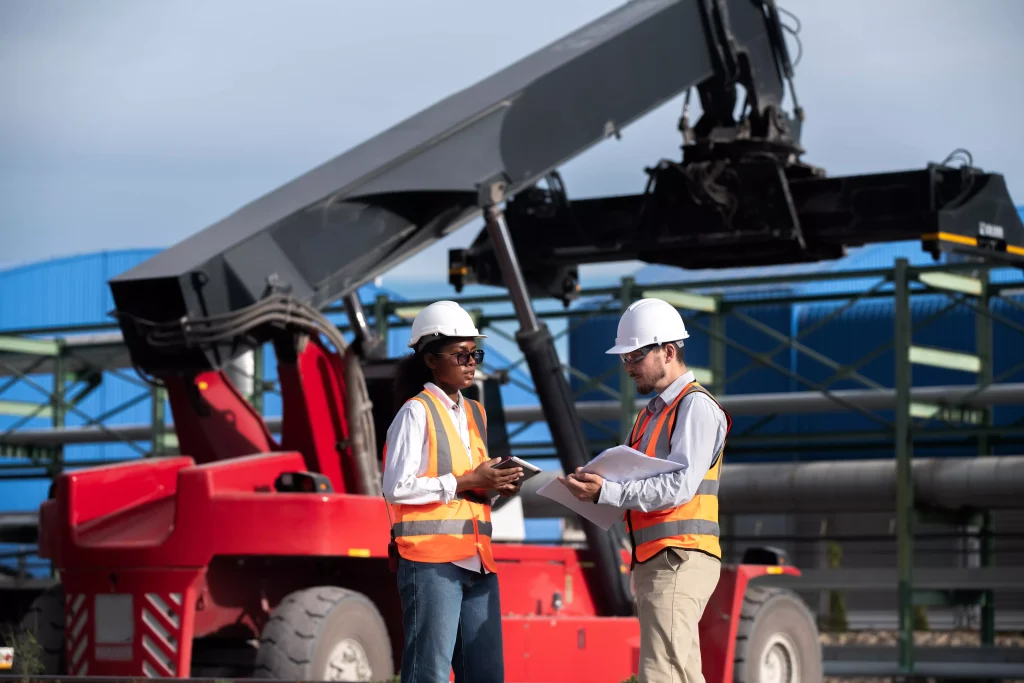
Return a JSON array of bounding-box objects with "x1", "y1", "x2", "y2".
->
[{"x1": 558, "y1": 467, "x2": 604, "y2": 503}]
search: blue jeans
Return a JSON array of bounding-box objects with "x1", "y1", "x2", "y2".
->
[{"x1": 396, "y1": 558, "x2": 504, "y2": 683}]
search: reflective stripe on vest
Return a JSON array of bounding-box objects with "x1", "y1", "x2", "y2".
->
[
  {"x1": 389, "y1": 389, "x2": 497, "y2": 571},
  {"x1": 467, "y1": 398, "x2": 487, "y2": 443},
  {"x1": 394, "y1": 520, "x2": 494, "y2": 537},
  {"x1": 630, "y1": 519, "x2": 720, "y2": 545},
  {"x1": 626, "y1": 382, "x2": 732, "y2": 563}
]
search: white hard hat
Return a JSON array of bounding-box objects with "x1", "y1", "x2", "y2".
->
[
  {"x1": 408, "y1": 300, "x2": 486, "y2": 349},
  {"x1": 605, "y1": 298, "x2": 689, "y2": 354}
]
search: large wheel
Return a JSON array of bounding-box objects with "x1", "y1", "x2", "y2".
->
[
  {"x1": 254, "y1": 586, "x2": 393, "y2": 682},
  {"x1": 18, "y1": 583, "x2": 65, "y2": 675},
  {"x1": 733, "y1": 585, "x2": 822, "y2": 683}
]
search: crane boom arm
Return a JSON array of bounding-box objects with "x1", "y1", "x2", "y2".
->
[{"x1": 109, "y1": 0, "x2": 798, "y2": 375}]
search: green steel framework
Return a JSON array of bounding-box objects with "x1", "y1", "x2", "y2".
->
[{"x1": 2, "y1": 259, "x2": 1024, "y2": 676}]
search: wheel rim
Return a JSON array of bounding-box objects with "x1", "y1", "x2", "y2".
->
[
  {"x1": 759, "y1": 632, "x2": 800, "y2": 683},
  {"x1": 324, "y1": 638, "x2": 373, "y2": 681}
]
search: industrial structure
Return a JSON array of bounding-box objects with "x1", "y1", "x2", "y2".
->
[{"x1": 3, "y1": 238, "x2": 1024, "y2": 678}]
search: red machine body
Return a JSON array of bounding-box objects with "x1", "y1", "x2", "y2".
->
[
  {"x1": 38, "y1": 457, "x2": 798, "y2": 682},
  {"x1": 35, "y1": 337, "x2": 803, "y2": 682}
]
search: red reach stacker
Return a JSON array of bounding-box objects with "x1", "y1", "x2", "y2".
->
[{"x1": 20, "y1": 0, "x2": 1024, "y2": 680}]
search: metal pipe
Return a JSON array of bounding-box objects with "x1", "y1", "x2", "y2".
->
[
  {"x1": 482, "y1": 200, "x2": 635, "y2": 618},
  {"x1": 0, "y1": 419, "x2": 286, "y2": 446},
  {"x1": 343, "y1": 346, "x2": 381, "y2": 496},
  {"x1": 4, "y1": 383, "x2": 1024, "y2": 447},
  {"x1": 223, "y1": 351, "x2": 255, "y2": 399},
  {"x1": 893, "y1": 257, "x2": 914, "y2": 671},
  {"x1": 482, "y1": 204, "x2": 540, "y2": 334},
  {"x1": 516, "y1": 456, "x2": 1024, "y2": 517},
  {"x1": 342, "y1": 292, "x2": 384, "y2": 358},
  {"x1": 504, "y1": 382, "x2": 1024, "y2": 422}
]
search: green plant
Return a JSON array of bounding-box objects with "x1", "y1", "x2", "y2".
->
[
  {"x1": 825, "y1": 541, "x2": 848, "y2": 632},
  {"x1": 0, "y1": 624, "x2": 46, "y2": 675},
  {"x1": 620, "y1": 676, "x2": 639, "y2": 683},
  {"x1": 913, "y1": 604, "x2": 930, "y2": 631}
]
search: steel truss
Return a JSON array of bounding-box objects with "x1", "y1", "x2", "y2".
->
[{"x1": 2, "y1": 259, "x2": 1024, "y2": 674}]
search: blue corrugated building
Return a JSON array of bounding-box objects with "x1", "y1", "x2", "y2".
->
[
  {"x1": 569, "y1": 223, "x2": 1024, "y2": 462},
  {"x1": 1, "y1": 250, "x2": 164, "y2": 511}
]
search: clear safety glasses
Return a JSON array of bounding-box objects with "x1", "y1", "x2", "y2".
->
[{"x1": 619, "y1": 343, "x2": 660, "y2": 365}]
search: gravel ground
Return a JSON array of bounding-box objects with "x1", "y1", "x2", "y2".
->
[
  {"x1": 821, "y1": 630, "x2": 1024, "y2": 683},
  {"x1": 821, "y1": 629, "x2": 1024, "y2": 647},
  {"x1": 824, "y1": 679, "x2": 1024, "y2": 683}
]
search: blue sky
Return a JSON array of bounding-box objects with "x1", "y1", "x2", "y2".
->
[{"x1": 2, "y1": 0, "x2": 1022, "y2": 291}]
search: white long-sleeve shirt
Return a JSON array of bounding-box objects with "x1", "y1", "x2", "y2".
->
[
  {"x1": 382, "y1": 382, "x2": 490, "y2": 573},
  {"x1": 597, "y1": 371, "x2": 728, "y2": 512}
]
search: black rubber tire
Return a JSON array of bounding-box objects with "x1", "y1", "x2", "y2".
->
[
  {"x1": 17, "y1": 583, "x2": 65, "y2": 675},
  {"x1": 733, "y1": 585, "x2": 822, "y2": 683},
  {"x1": 254, "y1": 586, "x2": 393, "y2": 682}
]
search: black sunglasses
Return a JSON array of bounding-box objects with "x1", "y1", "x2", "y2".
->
[{"x1": 436, "y1": 349, "x2": 485, "y2": 366}]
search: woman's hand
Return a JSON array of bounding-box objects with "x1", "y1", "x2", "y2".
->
[
  {"x1": 456, "y1": 458, "x2": 522, "y2": 492},
  {"x1": 496, "y1": 481, "x2": 522, "y2": 497}
]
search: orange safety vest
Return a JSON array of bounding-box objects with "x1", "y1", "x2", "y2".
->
[
  {"x1": 388, "y1": 389, "x2": 497, "y2": 572},
  {"x1": 625, "y1": 381, "x2": 732, "y2": 564}
]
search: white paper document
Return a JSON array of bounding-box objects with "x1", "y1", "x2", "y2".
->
[{"x1": 535, "y1": 445, "x2": 684, "y2": 530}]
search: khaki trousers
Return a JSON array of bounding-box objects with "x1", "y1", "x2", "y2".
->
[{"x1": 632, "y1": 548, "x2": 722, "y2": 683}]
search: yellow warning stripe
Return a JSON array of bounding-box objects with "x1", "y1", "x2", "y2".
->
[
  {"x1": 922, "y1": 231, "x2": 976, "y2": 247},
  {"x1": 923, "y1": 232, "x2": 1024, "y2": 257}
]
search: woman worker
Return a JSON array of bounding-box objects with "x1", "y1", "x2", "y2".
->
[{"x1": 382, "y1": 300, "x2": 523, "y2": 683}]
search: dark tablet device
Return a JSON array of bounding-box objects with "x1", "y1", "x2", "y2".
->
[{"x1": 492, "y1": 456, "x2": 542, "y2": 485}]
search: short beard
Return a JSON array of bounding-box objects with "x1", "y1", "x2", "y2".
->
[{"x1": 635, "y1": 365, "x2": 666, "y2": 396}]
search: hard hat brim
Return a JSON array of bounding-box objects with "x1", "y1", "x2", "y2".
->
[
  {"x1": 408, "y1": 332, "x2": 488, "y2": 348},
  {"x1": 605, "y1": 342, "x2": 643, "y2": 354},
  {"x1": 606, "y1": 338, "x2": 686, "y2": 355}
]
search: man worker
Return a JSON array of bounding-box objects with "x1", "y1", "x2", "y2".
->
[{"x1": 560, "y1": 297, "x2": 732, "y2": 683}]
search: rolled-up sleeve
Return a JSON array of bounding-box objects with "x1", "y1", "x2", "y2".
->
[
  {"x1": 382, "y1": 400, "x2": 458, "y2": 505},
  {"x1": 597, "y1": 393, "x2": 726, "y2": 511}
]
